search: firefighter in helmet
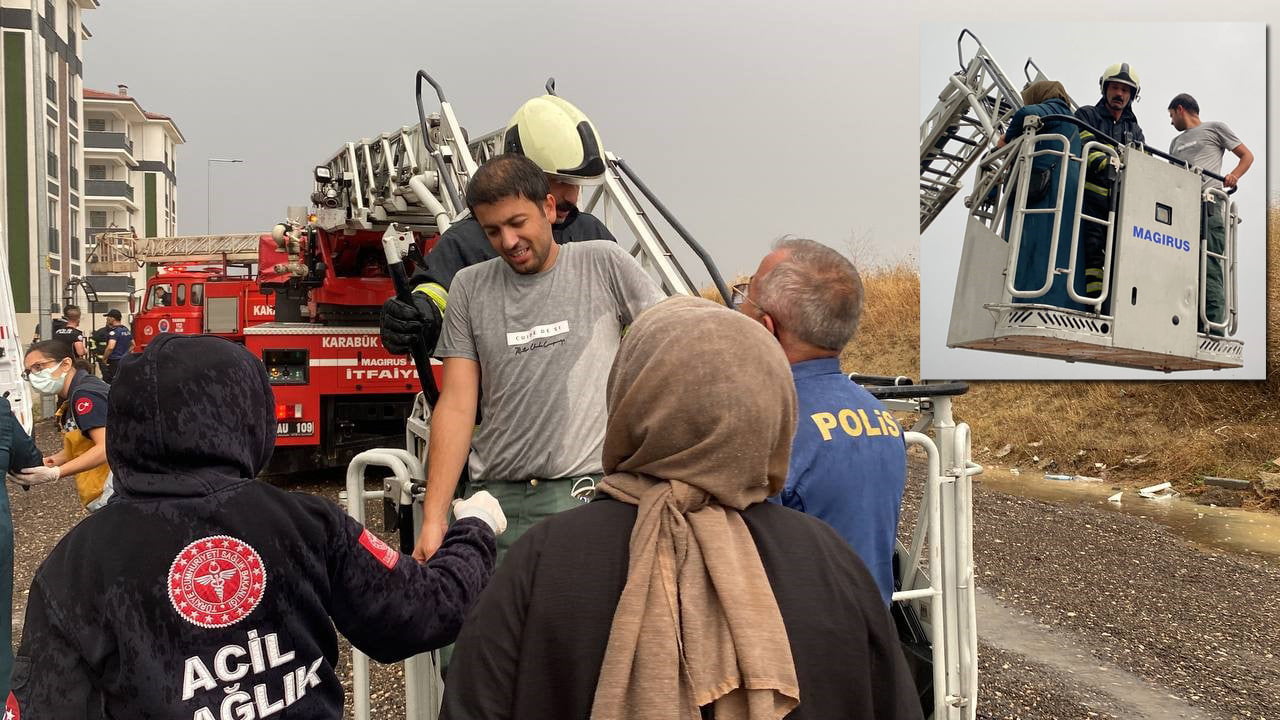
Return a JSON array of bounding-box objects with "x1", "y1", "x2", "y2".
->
[
  {"x1": 380, "y1": 94, "x2": 616, "y2": 356},
  {"x1": 1073, "y1": 63, "x2": 1146, "y2": 300}
]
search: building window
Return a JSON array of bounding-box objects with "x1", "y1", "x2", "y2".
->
[
  {"x1": 88, "y1": 164, "x2": 106, "y2": 180},
  {"x1": 90, "y1": 210, "x2": 107, "y2": 227},
  {"x1": 48, "y1": 198, "x2": 59, "y2": 252},
  {"x1": 87, "y1": 117, "x2": 105, "y2": 132}
]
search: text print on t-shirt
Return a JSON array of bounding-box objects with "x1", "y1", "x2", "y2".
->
[{"x1": 507, "y1": 320, "x2": 570, "y2": 356}]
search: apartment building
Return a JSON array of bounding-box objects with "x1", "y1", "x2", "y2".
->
[
  {"x1": 0, "y1": 0, "x2": 96, "y2": 341},
  {"x1": 82, "y1": 84, "x2": 183, "y2": 307}
]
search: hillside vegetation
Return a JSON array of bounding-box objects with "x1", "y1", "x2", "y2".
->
[{"x1": 839, "y1": 206, "x2": 1279, "y2": 509}]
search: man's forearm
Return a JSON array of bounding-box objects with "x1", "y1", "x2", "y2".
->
[{"x1": 424, "y1": 401, "x2": 475, "y2": 520}]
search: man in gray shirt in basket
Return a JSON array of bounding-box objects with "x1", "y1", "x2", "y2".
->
[
  {"x1": 1167, "y1": 93, "x2": 1254, "y2": 334},
  {"x1": 413, "y1": 153, "x2": 664, "y2": 564}
]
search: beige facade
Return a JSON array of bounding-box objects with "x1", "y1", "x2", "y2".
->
[{"x1": 83, "y1": 85, "x2": 184, "y2": 310}]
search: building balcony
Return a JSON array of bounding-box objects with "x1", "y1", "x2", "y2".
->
[
  {"x1": 85, "y1": 131, "x2": 134, "y2": 156},
  {"x1": 85, "y1": 180, "x2": 137, "y2": 210},
  {"x1": 47, "y1": 152, "x2": 58, "y2": 179}
]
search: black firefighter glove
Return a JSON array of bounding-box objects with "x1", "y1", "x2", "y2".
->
[{"x1": 380, "y1": 293, "x2": 443, "y2": 356}]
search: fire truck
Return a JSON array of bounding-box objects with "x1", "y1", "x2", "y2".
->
[{"x1": 120, "y1": 228, "x2": 444, "y2": 475}]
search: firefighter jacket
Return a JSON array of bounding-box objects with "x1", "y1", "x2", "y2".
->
[
  {"x1": 1075, "y1": 99, "x2": 1145, "y2": 147},
  {"x1": 9, "y1": 334, "x2": 496, "y2": 719}
]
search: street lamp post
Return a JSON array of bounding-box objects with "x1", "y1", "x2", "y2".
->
[{"x1": 207, "y1": 157, "x2": 244, "y2": 233}]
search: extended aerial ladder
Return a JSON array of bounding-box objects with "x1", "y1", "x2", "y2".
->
[
  {"x1": 920, "y1": 30, "x2": 1054, "y2": 232},
  {"x1": 90, "y1": 230, "x2": 262, "y2": 266},
  {"x1": 924, "y1": 29, "x2": 1244, "y2": 372}
]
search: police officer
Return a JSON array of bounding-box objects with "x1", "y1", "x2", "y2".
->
[
  {"x1": 100, "y1": 308, "x2": 132, "y2": 383},
  {"x1": 50, "y1": 305, "x2": 88, "y2": 362},
  {"x1": 737, "y1": 238, "x2": 907, "y2": 605},
  {"x1": 10, "y1": 334, "x2": 506, "y2": 719},
  {"x1": 380, "y1": 94, "x2": 616, "y2": 356}
]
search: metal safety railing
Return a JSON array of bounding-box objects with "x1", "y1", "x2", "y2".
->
[
  {"x1": 860, "y1": 379, "x2": 979, "y2": 720},
  {"x1": 1200, "y1": 188, "x2": 1238, "y2": 335},
  {"x1": 343, "y1": 449, "x2": 443, "y2": 720}
]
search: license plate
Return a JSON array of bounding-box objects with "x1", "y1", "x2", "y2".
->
[{"x1": 276, "y1": 420, "x2": 315, "y2": 437}]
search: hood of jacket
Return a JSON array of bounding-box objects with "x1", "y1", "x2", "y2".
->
[{"x1": 107, "y1": 334, "x2": 276, "y2": 498}]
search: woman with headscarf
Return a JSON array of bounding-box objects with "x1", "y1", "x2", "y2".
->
[
  {"x1": 999, "y1": 79, "x2": 1090, "y2": 311},
  {"x1": 440, "y1": 296, "x2": 921, "y2": 720}
]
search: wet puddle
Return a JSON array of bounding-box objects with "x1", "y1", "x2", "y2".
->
[{"x1": 978, "y1": 468, "x2": 1280, "y2": 559}]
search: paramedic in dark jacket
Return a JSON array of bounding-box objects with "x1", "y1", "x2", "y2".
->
[
  {"x1": 1074, "y1": 63, "x2": 1145, "y2": 299},
  {"x1": 9, "y1": 334, "x2": 503, "y2": 719}
]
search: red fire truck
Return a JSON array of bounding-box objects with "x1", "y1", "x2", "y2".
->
[{"x1": 124, "y1": 228, "x2": 441, "y2": 475}]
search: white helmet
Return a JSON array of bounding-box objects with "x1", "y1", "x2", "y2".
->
[
  {"x1": 1098, "y1": 63, "x2": 1140, "y2": 101},
  {"x1": 504, "y1": 95, "x2": 606, "y2": 185}
]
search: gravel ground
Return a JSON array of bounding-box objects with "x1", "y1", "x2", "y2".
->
[{"x1": 9, "y1": 421, "x2": 1279, "y2": 719}]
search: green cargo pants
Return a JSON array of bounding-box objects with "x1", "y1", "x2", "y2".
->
[
  {"x1": 1202, "y1": 199, "x2": 1228, "y2": 334},
  {"x1": 469, "y1": 476, "x2": 599, "y2": 565}
]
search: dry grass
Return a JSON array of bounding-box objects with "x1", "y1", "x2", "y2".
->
[{"x1": 839, "y1": 205, "x2": 1280, "y2": 510}]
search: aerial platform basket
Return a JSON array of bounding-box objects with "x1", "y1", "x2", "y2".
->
[{"x1": 946, "y1": 116, "x2": 1243, "y2": 373}]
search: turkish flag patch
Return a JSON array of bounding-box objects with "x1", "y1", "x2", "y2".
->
[
  {"x1": 74, "y1": 397, "x2": 93, "y2": 416},
  {"x1": 6, "y1": 690, "x2": 21, "y2": 719},
  {"x1": 358, "y1": 529, "x2": 400, "y2": 570}
]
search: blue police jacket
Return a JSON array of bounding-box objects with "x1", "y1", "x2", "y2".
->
[{"x1": 770, "y1": 357, "x2": 907, "y2": 604}]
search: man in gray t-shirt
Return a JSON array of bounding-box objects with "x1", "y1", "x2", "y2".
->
[
  {"x1": 1167, "y1": 93, "x2": 1254, "y2": 333},
  {"x1": 414, "y1": 153, "x2": 663, "y2": 562}
]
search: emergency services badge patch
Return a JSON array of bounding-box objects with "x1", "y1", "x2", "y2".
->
[
  {"x1": 74, "y1": 397, "x2": 93, "y2": 416},
  {"x1": 168, "y1": 535, "x2": 266, "y2": 629},
  {"x1": 358, "y1": 528, "x2": 400, "y2": 570}
]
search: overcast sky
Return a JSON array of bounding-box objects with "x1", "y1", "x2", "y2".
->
[
  {"x1": 83, "y1": 0, "x2": 914, "y2": 285},
  {"x1": 83, "y1": 2, "x2": 1276, "y2": 381},
  {"x1": 920, "y1": 22, "x2": 1268, "y2": 380}
]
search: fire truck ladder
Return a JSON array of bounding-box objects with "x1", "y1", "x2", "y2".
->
[
  {"x1": 92, "y1": 231, "x2": 262, "y2": 264},
  {"x1": 920, "y1": 30, "x2": 1033, "y2": 232},
  {"x1": 312, "y1": 71, "x2": 478, "y2": 237}
]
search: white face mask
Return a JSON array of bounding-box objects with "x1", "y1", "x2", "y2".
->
[{"x1": 28, "y1": 363, "x2": 67, "y2": 395}]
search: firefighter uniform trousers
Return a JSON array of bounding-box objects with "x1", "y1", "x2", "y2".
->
[{"x1": 1078, "y1": 128, "x2": 1115, "y2": 299}]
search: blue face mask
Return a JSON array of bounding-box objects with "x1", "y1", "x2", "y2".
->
[{"x1": 29, "y1": 363, "x2": 68, "y2": 395}]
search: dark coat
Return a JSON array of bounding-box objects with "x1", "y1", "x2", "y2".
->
[
  {"x1": 440, "y1": 498, "x2": 923, "y2": 720},
  {"x1": 1075, "y1": 99, "x2": 1145, "y2": 145},
  {"x1": 11, "y1": 335, "x2": 496, "y2": 719},
  {"x1": 1004, "y1": 98, "x2": 1089, "y2": 311},
  {"x1": 0, "y1": 397, "x2": 40, "y2": 475}
]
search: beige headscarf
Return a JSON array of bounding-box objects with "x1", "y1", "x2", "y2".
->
[
  {"x1": 1021, "y1": 79, "x2": 1073, "y2": 107},
  {"x1": 590, "y1": 296, "x2": 800, "y2": 720}
]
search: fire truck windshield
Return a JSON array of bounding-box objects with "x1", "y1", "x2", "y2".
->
[{"x1": 146, "y1": 283, "x2": 174, "y2": 310}]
